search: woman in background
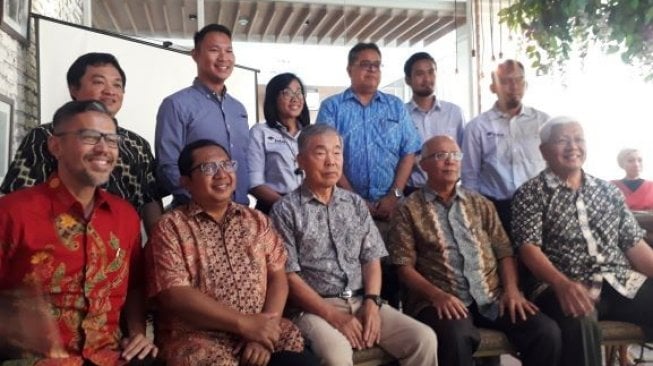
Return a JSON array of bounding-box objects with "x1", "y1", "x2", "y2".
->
[
  {"x1": 248, "y1": 73, "x2": 310, "y2": 214},
  {"x1": 612, "y1": 148, "x2": 653, "y2": 211}
]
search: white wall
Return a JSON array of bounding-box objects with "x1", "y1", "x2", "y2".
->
[{"x1": 37, "y1": 17, "x2": 259, "y2": 151}]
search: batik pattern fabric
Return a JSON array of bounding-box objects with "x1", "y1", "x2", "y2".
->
[
  {"x1": 0, "y1": 123, "x2": 159, "y2": 212},
  {"x1": 270, "y1": 185, "x2": 388, "y2": 296},
  {"x1": 387, "y1": 187, "x2": 512, "y2": 318},
  {"x1": 0, "y1": 175, "x2": 143, "y2": 365},
  {"x1": 513, "y1": 169, "x2": 647, "y2": 300},
  {"x1": 146, "y1": 202, "x2": 304, "y2": 366}
]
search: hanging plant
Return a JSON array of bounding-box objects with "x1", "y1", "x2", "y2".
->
[{"x1": 499, "y1": 0, "x2": 653, "y2": 80}]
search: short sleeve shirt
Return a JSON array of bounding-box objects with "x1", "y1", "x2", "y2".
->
[
  {"x1": 146, "y1": 202, "x2": 303, "y2": 365},
  {"x1": 512, "y1": 169, "x2": 647, "y2": 299},
  {"x1": 0, "y1": 175, "x2": 142, "y2": 365},
  {"x1": 387, "y1": 187, "x2": 511, "y2": 317},
  {"x1": 270, "y1": 185, "x2": 388, "y2": 296}
]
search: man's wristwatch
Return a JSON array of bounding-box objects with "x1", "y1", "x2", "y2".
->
[
  {"x1": 363, "y1": 294, "x2": 384, "y2": 308},
  {"x1": 393, "y1": 187, "x2": 404, "y2": 198}
]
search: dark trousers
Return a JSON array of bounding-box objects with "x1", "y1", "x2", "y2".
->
[
  {"x1": 485, "y1": 196, "x2": 513, "y2": 239},
  {"x1": 536, "y1": 278, "x2": 653, "y2": 366},
  {"x1": 268, "y1": 350, "x2": 321, "y2": 366},
  {"x1": 416, "y1": 303, "x2": 561, "y2": 366}
]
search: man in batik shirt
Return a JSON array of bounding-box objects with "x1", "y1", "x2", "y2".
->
[
  {"x1": 270, "y1": 125, "x2": 437, "y2": 366},
  {"x1": 388, "y1": 135, "x2": 560, "y2": 366},
  {"x1": 146, "y1": 139, "x2": 317, "y2": 366},
  {"x1": 513, "y1": 116, "x2": 653, "y2": 366},
  {"x1": 1, "y1": 52, "x2": 162, "y2": 232},
  {"x1": 0, "y1": 100, "x2": 157, "y2": 364}
]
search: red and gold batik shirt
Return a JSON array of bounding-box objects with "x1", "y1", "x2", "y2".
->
[{"x1": 0, "y1": 175, "x2": 143, "y2": 365}]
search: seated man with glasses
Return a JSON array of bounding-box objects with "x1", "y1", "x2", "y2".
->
[
  {"x1": 270, "y1": 125, "x2": 437, "y2": 366},
  {"x1": 146, "y1": 139, "x2": 318, "y2": 366},
  {"x1": 387, "y1": 135, "x2": 561, "y2": 366},
  {"x1": 0, "y1": 100, "x2": 157, "y2": 365}
]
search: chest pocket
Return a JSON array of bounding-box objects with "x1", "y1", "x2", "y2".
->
[{"x1": 263, "y1": 135, "x2": 289, "y2": 156}]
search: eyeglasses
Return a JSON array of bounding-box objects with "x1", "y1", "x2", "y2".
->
[
  {"x1": 422, "y1": 151, "x2": 464, "y2": 161},
  {"x1": 552, "y1": 137, "x2": 585, "y2": 147},
  {"x1": 280, "y1": 88, "x2": 304, "y2": 101},
  {"x1": 54, "y1": 129, "x2": 122, "y2": 148},
  {"x1": 190, "y1": 160, "x2": 238, "y2": 176},
  {"x1": 356, "y1": 61, "x2": 382, "y2": 72}
]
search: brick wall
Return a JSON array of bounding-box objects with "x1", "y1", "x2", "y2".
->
[{"x1": 0, "y1": 0, "x2": 83, "y2": 162}]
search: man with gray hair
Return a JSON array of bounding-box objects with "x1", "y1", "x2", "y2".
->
[
  {"x1": 512, "y1": 116, "x2": 653, "y2": 366},
  {"x1": 270, "y1": 124, "x2": 437, "y2": 366}
]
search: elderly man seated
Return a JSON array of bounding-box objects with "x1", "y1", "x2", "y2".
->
[
  {"x1": 270, "y1": 124, "x2": 437, "y2": 366},
  {"x1": 387, "y1": 135, "x2": 560, "y2": 366},
  {"x1": 146, "y1": 139, "x2": 318, "y2": 366},
  {"x1": 512, "y1": 116, "x2": 653, "y2": 366}
]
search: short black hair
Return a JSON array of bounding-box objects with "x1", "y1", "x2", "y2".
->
[
  {"x1": 348, "y1": 43, "x2": 381, "y2": 66},
  {"x1": 264, "y1": 73, "x2": 310, "y2": 129},
  {"x1": 52, "y1": 100, "x2": 113, "y2": 132},
  {"x1": 404, "y1": 52, "x2": 437, "y2": 79},
  {"x1": 178, "y1": 139, "x2": 231, "y2": 177},
  {"x1": 194, "y1": 24, "x2": 232, "y2": 48},
  {"x1": 66, "y1": 53, "x2": 126, "y2": 92}
]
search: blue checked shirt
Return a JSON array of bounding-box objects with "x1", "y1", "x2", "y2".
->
[{"x1": 316, "y1": 88, "x2": 421, "y2": 201}]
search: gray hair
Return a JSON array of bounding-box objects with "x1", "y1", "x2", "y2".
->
[
  {"x1": 539, "y1": 116, "x2": 580, "y2": 144},
  {"x1": 298, "y1": 124, "x2": 343, "y2": 153},
  {"x1": 617, "y1": 148, "x2": 640, "y2": 168}
]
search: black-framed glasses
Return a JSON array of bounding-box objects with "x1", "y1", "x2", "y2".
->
[
  {"x1": 53, "y1": 129, "x2": 122, "y2": 148},
  {"x1": 190, "y1": 160, "x2": 238, "y2": 176},
  {"x1": 280, "y1": 88, "x2": 304, "y2": 101},
  {"x1": 356, "y1": 60, "x2": 382, "y2": 71},
  {"x1": 422, "y1": 151, "x2": 464, "y2": 161}
]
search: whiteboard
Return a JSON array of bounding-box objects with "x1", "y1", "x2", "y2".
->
[{"x1": 36, "y1": 16, "x2": 259, "y2": 152}]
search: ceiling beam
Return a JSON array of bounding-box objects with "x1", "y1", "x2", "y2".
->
[
  {"x1": 143, "y1": 1, "x2": 155, "y2": 35},
  {"x1": 162, "y1": 3, "x2": 171, "y2": 37},
  {"x1": 275, "y1": 5, "x2": 295, "y2": 41},
  {"x1": 356, "y1": 9, "x2": 392, "y2": 42},
  {"x1": 101, "y1": 0, "x2": 121, "y2": 33},
  {"x1": 123, "y1": 0, "x2": 138, "y2": 34},
  {"x1": 246, "y1": 2, "x2": 259, "y2": 39},
  {"x1": 260, "y1": 2, "x2": 276, "y2": 40},
  {"x1": 302, "y1": 5, "x2": 327, "y2": 42},
  {"x1": 317, "y1": 9, "x2": 343, "y2": 44},
  {"x1": 289, "y1": 6, "x2": 311, "y2": 42},
  {"x1": 368, "y1": 10, "x2": 409, "y2": 44}
]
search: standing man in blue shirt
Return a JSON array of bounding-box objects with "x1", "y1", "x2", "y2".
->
[
  {"x1": 316, "y1": 43, "x2": 421, "y2": 223},
  {"x1": 461, "y1": 59, "x2": 549, "y2": 234},
  {"x1": 156, "y1": 24, "x2": 250, "y2": 207},
  {"x1": 403, "y1": 52, "x2": 466, "y2": 193}
]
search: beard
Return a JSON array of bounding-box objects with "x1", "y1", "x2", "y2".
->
[
  {"x1": 505, "y1": 97, "x2": 521, "y2": 110},
  {"x1": 413, "y1": 87, "x2": 434, "y2": 98}
]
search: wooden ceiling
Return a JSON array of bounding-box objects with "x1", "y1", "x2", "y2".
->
[{"x1": 92, "y1": 0, "x2": 466, "y2": 47}]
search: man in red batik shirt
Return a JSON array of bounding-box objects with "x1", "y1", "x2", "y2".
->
[{"x1": 0, "y1": 100, "x2": 157, "y2": 365}]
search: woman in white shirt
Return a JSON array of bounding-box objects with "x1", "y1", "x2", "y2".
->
[{"x1": 248, "y1": 73, "x2": 310, "y2": 214}]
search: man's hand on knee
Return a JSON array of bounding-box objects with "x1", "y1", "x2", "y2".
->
[
  {"x1": 238, "y1": 312, "x2": 281, "y2": 351},
  {"x1": 552, "y1": 279, "x2": 595, "y2": 317},
  {"x1": 325, "y1": 309, "x2": 365, "y2": 350}
]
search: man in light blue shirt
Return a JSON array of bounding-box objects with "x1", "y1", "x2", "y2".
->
[
  {"x1": 461, "y1": 59, "x2": 548, "y2": 233},
  {"x1": 316, "y1": 43, "x2": 421, "y2": 223},
  {"x1": 403, "y1": 52, "x2": 466, "y2": 191},
  {"x1": 156, "y1": 24, "x2": 250, "y2": 206}
]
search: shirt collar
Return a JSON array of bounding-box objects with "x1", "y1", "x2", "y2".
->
[
  {"x1": 408, "y1": 96, "x2": 440, "y2": 113},
  {"x1": 46, "y1": 173, "x2": 111, "y2": 218},
  {"x1": 343, "y1": 87, "x2": 384, "y2": 105},
  {"x1": 421, "y1": 184, "x2": 467, "y2": 204},
  {"x1": 542, "y1": 168, "x2": 597, "y2": 190},
  {"x1": 193, "y1": 78, "x2": 228, "y2": 99},
  {"x1": 185, "y1": 200, "x2": 243, "y2": 221},
  {"x1": 490, "y1": 103, "x2": 533, "y2": 119},
  {"x1": 299, "y1": 184, "x2": 348, "y2": 206}
]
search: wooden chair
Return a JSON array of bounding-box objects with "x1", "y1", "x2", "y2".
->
[{"x1": 352, "y1": 321, "x2": 646, "y2": 366}]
